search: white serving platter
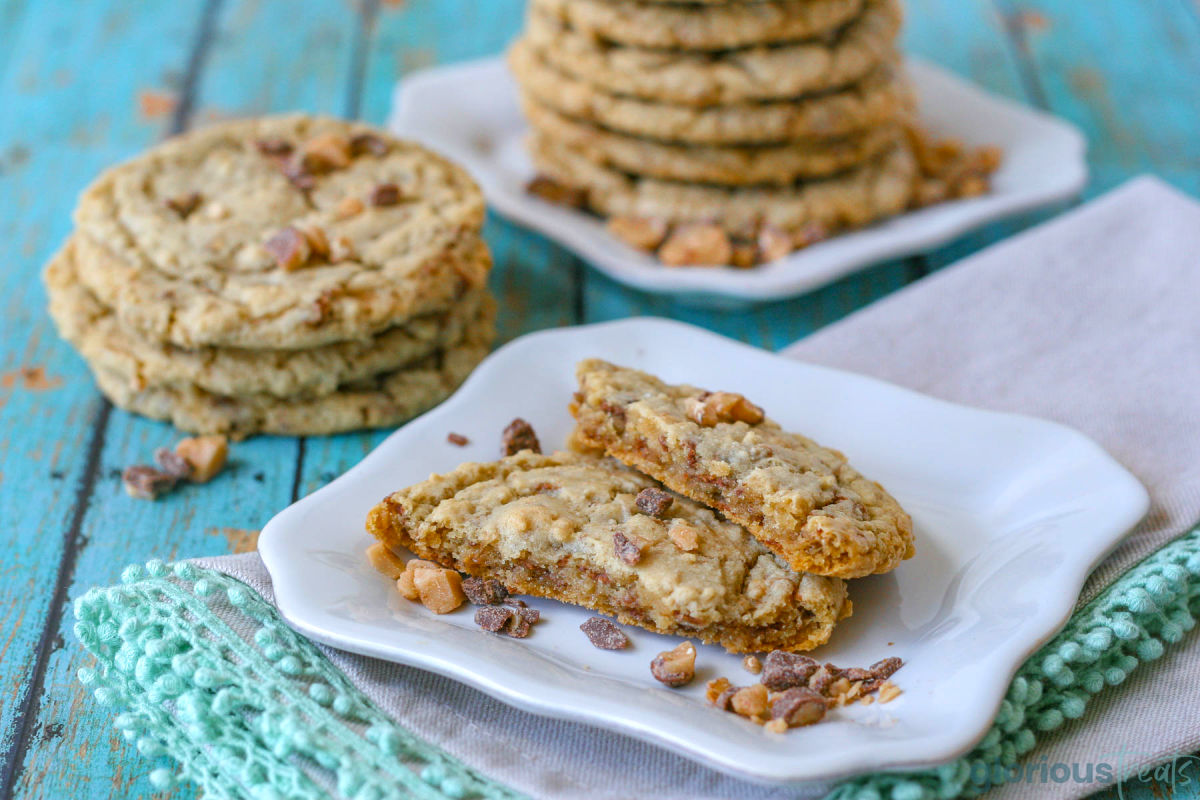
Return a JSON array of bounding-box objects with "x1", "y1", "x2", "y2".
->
[
  {"x1": 388, "y1": 58, "x2": 1088, "y2": 306},
  {"x1": 260, "y1": 318, "x2": 1145, "y2": 785}
]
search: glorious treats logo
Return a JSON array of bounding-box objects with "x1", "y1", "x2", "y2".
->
[{"x1": 967, "y1": 748, "x2": 1196, "y2": 795}]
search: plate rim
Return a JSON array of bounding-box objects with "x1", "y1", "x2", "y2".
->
[
  {"x1": 259, "y1": 317, "x2": 1148, "y2": 785},
  {"x1": 387, "y1": 57, "x2": 1090, "y2": 303}
]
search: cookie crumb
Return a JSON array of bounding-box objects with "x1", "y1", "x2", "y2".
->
[
  {"x1": 447, "y1": 432, "x2": 469, "y2": 447},
  {"x1": 606, "y1": 216, "x2": 668, "y2": 251},
  {"x1": 658, "y1": 223, "x2": 732, "y2": 267},
  {"x1": 876, "y1": 681, "x2": 902, "y2": 704},
  {"x1": 634, "y1": 487, "x2": 674, "y2": 518},
  {"x1": 580, "y1": 616, "x2": 629, "y2": 650},
  {"x1": 742, "y1": 655, "x2": 762, "y2": 675},
  {"x1": 501, "y1": 418, "x2": 541, "y2": 456}
]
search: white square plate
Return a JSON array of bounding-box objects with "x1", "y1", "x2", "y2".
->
[
  {"x1": 387, "y1": 58, "x2": 1088, "y2": 306},
  {"x1": 259, "y1": 319, "x2": 1146, "y2": 785}
]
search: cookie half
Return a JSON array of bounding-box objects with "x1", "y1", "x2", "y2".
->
[
  {"x1": 366, "y1": 450, "x2": 851, "y2": 653},
  {"x1": 73, "y1": 113, "x2": 489, "y2": 350},
  {"x1": 525, "y1": 0, "x2": 902, "y2": 106},
  {"x1": 570, "y1": 359, "x2": 914, "y2": 579}
]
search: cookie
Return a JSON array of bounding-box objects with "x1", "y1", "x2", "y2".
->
[
  {"x1": 529, "y1": 0, "x2": 865, "y2": 50},
  {"x1": 571, "y1": 360, "x2": 914, "y2": 579},
  {"x1": 45, "y1": 238, "x2": 487, "y2": 399},
  {"x1": 366, "y1": 450, "x2": 851, "y2": 653},
  {"x1": 524, "y1": 0, "x2": 902, "y2": 106},
  {"x1": 522, "y1": 96, "x2": 903, "y2": 186},
  {"x1": 72, "y1": 113, "x2": 488, "y2": 350},
  {"x1": 88, "y1": 305, "x2": 495, "y2": 437},
  {"x1": 529, "y1": 135, "x2": 917, "y2": 236},
  {"x1": 510, "y1": 41, "x2": 913, "y2": 145}
]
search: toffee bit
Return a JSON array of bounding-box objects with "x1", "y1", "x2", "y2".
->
[
  {"x1": 369, "y1": 182, "x2": 403, "y2": 206},
  {"x1": 506, "y1": 607, "x2": 540, "y2": 638},
  {"x1": 349, "y1": 132, "x2": 390, "y2": 156},
  {"x1": 650, "y1": 641, "x2": 696, "y2": 687},
  {"x1": 634, "y1": 487, "x2": 674, "y2": 519},
  {"x1": 153, "y1": 447, "x2": 194, "y2": 480},
  {"x1": 612, "y1": 531, "x2": 642, "y2": 566},
  {"x1": 526, "y1": 175, "x2": 588, "y2": 209},
  {"x1": 462, "y1": 576, "x2": 509, "y2": 606},
  {"x1": 580, "y1": 616, "x2": 630, "y2": 650},
  {"x1": 164, "y1": 192, "x2": 202, "y2": 219},
  {"x1": 771, "y1": 687, "x2": 827, "y2": 727},
  {"x1": 760, "y1": 651, "x2": 820, "y2": 691},
  {"x1": 255, "y1": 138, "x2": 293, "y2": 157},
  {"x1": 447, "y1": 432, "x2": 470, "y2": 447},
  {"x1": 500, "y1": 417, "x2": 541, "y2": 456},
  {"x1": 474, "y1": 605, "x2": 514, "y2": 633},
  {"x1": 742, "y1": 655, "x2": 762, "y2": 675},
  {"x1": 299, "y1": 132, "x2": 352, "y2": 173},
  {"x1": 122, "y1": 465, "x2": 177, "y2": 500},
  {"x1": 264, "y1": 227, "x2": 311, "y2": 271},
  {"x1": 502, "y1": 597, "x2": 527, "y2": 608}
]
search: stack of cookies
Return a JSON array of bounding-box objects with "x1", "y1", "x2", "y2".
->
[
  {"x1": 510, "y1": 0, "x2": 1000, "y2": 267},
  {"x1": 46, "y1": 114, "x2": 496, "y2": 437}
]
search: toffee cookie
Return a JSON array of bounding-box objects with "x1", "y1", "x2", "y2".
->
[
  {"x1": 511, "y1": 41, "x2": 914, "y2": 145},
  {"x1": 571, "y1": 360, "x2": 914, "y2": 579},
  {"x1": 524, "y1": 0, "x2": 902, "y2": 106},
  {"x1": 366, "y1": 450, "x2": 851, "y2": 653},
  {"x1": 46, "y1": 238, "x2": 488, "y2": 400},
  {"x1": 73, "y1": 114, "x2": 488, "y2": 350},
  {"x1": 528, "y1": 0, "x2": 865, "y2": 51}
]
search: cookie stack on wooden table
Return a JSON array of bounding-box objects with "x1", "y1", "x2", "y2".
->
[
  {"x1": 45, "y1": 114, "x2": 496, "y2": 437},
  {"x1": 510, "y1": 0, "x2": 1000, "y2": 267}
]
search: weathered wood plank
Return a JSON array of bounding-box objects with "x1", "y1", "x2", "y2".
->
[
  {"x1": 0, "y1": 0, "x2": 207, "y2": 794},
  {"x1": 8, "y1": 1, "x2": 363, "y2": 797}
]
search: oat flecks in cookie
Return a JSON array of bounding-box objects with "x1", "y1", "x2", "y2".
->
[
  {"x1": 580, "y1": 616, "x2": 630, "y2": 650},
  {"x1": 571, "y1": 359, "x2": 914, "y2": 579},
  {"x1": 501, "y1": 417, "x2": 541, "y2": 456},
  {"x1": 364, "y1": 450, "x2": 848, "y2": 653}
]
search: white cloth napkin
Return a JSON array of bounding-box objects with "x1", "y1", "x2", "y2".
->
[{"x1": 201, "y1": 177, "x2": 1200, "y2": 799}]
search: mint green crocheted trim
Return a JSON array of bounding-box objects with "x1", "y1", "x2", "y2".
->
[
  {"x1": 74, "y1": 560, "x2": 529, "y2": 800},
  {"x1": 826, "y1": 525, "x2": 1200, "y2": 800},
  {"x1": 73, "y1": 528, "x2": 1200, "y2": 800}
]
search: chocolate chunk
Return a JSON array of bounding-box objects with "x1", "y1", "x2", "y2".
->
[
  {"x1": 713, "y1": 685, "x2": 739, "y2": 711},
  {"x1": 255, "y1": 138, "x2": 293, "y2": 157},
  {"x1": 164, "y1": 192, "x2": 202, "y2": 219},
  {"x1": 121, "y1": 465, "x2": 177, "y2": 500},
  {"x1": 474, "y1": 605, "x2": 513, "y2": 633},
  {"x1": 869, "y1": 657, "x2": 903, "y2": 681},
  {"x1": 447, "y1": 432, "x2": 469, "y2": 447},
  {"x1": 500, "y1": 418, "x2": 541, "y2": 456},
  {"x1": 153, "y1": 447, "x2": 194, "y2": 481},
  {"x1": 369, "y1": 182, "x2": 402, "y2": 206},
  {"x1": 635, "y1": 487, "x2": 674, "y2": 518},
  {"x1": 612, "y1": 531, "x2": 642, "y2": 566},
  {"x1": 760, "y1": 651, "x2": 820, "y2": 691},
  {"x1": 462, "y1": 576, "x2": 509, "y2": 606},
  {"x1": 771, "y1": 687, "x2": 827, "y2": 727},
  {"x1": 580, "y1": 617, "x2": 629, "y2": 650},
  {"x1": 349, "y1": 132, "x2": 389, "y2": 156}
]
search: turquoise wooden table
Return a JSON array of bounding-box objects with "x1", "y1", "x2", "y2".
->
[{"x1": 1, "y1": 1, "x2": 1198, "y2": 798}]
